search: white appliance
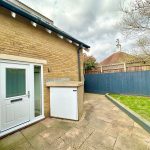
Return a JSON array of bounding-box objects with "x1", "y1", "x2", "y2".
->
[{"x1": 50, "y1": 87, "x2": 78, "y2": 120}]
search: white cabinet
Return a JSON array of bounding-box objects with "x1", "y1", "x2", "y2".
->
[{"x1": 50, "y1": 87, "x2": 78, "y2": 120}]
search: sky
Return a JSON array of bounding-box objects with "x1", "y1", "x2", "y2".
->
[{"x1": 20, "y1": 0, "x2": 134, "y2": 62}]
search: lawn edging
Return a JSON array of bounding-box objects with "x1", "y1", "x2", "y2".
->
[{"x1": 105, "y1": 93, "x2": 150, "y2": 133}]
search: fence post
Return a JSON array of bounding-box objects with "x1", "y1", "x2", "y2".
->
[
  {"x1": 101, "y1": 66, "x2": 103, "y2": 73},
  {"x1": 124, "y1": 63, "x2": 126, "y2": 72}
]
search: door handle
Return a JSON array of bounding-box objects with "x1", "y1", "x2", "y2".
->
[
  {"x1": 11, "y1": 98, "x2": 22, "y2": 103},
  {"x1": 27, "y1": 91, "x2": 30, "y2": 98},
  {"x1": 73, "y1": 90, "x2": 77, "y2": 92}
]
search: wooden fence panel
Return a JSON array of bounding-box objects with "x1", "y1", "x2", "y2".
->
[
  {"x1": 84, "y1": 71, "x2": 150, "y2": 96},
  {"x1": 85, "y1": 64, "x2": 150, "y2": 74}
]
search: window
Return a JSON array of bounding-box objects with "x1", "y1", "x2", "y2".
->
[
  {"x1": 6, "y1": 68, "x2": 26, "y2": 98},
  {"x1": 34, "y1": 66, "x2": 42, "y2": 117}
]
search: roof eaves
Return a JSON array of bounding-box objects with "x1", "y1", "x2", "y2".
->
[{"x1": 0, "y1": 0, "x2": 90, "y2": 49}]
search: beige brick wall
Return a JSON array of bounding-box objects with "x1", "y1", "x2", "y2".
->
[{"x1": 0, "y1": 7, "x2": 84, "y2": 117}]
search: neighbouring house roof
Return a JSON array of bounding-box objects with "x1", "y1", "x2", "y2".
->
[
  {"x1": 0, "y1": 0, "x2": 90, "y2": 50},
  {"x1": 100, "y1": 51, "x2": 136, "y2": 65}
]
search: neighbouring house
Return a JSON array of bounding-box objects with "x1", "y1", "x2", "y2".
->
[
  {"x1": 85, "y1": 51, "x2": 135, "y2": 74},
  {"x1": 99, "y1": 51, "x2": 150, "y2": 73},
  {"x1": 100, "y1": 51, "x2": 135, "y2": 66},
  {"x1": 86, "y1": 51, "x2": 150, "y2": 74},
  {"x1": 0, "y1": 0, "x2": 90, "y2": 137}
]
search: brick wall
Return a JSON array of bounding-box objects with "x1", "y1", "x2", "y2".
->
[{"x1": 0, "y1": 7, "x2": 84, "y2": 117}]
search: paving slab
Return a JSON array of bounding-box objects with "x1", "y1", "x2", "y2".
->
[
  {"x1": 12, "y1": 142, "x2": 34, "y2": 150},
  {"x1": 81, "y1": 130, "x2": 116, "y2": 149},
  {"x1": 0, "y1": 132, "x2": 26, "y2": 150},
  {"x1": 61, "y1": 126, "x2": 94, "y2": 149},
  {"x1": 114, "y1": 134, "x2": 149, "y2": 150},
  {"x1": 21, "y1": 123, "x2": 47, "y2": 140},
  {"x1": 39, "y1": 126, "x2": 66, "y2": 145},
  {"x1": 0, "y1": 93, "x2": 150, "y2": 150}
]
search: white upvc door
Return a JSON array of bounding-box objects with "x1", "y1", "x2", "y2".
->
[{"x1": 0, "y1": 63, "x2": 30, "y2": 132}]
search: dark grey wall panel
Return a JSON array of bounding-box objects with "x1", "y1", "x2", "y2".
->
[{"x1": 84, "y1": 71, "x2": 150, "y2": 96}]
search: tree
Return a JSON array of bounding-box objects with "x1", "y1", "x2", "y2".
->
[
  {"x1": 121, "y1": 0, "x2": 150, "y2": 61},
  {"x1": 83, "y1": 53, "x2": 97, "y2": 71}
]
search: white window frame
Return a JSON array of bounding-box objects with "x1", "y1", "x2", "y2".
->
[{"x1": 0, "y1": 60, "x2": 45, "y2": 137}]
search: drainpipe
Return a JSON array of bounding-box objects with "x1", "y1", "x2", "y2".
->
[{"x1": 77, "y1": 45, "x2": 82, "y2": 81}]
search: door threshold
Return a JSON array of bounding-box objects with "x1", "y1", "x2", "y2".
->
[
  {"x1": 1, "y1": 120, "x2": 30, "y2": 133},
  {"x1": 0, "y1": 115, "x2": 45, "y2": 138}
]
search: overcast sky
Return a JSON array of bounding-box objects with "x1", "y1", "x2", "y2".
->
[{"x1": 20, "y1": 0, "x2": 134, "y2": 62}]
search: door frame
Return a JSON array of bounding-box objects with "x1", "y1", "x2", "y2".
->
[{"x1": 0, "y1": 59, "x2": 45, "y2": 137}]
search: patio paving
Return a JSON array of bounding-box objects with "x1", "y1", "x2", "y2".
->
[{"x1": 1, "y1": 93, "x2": 150, "y2": 150}]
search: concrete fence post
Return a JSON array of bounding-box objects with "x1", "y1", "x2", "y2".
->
[
  {"x1": 101, "y1": 66, "x2": 103, "y2": 73},
  {"x1": 124, "y1": 63, "x2": 126, "y2": 72}
]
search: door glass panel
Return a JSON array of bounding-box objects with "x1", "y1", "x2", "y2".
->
[
  {"x1": 6, "y1": 68, "x2": 26, "y2": 98},
  {"x1": 34, "y1": 66, "x2": 42, "y2": 117}
]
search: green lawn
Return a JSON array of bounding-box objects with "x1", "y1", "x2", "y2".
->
[{"x1": 109, "y1": 94, "x2": 150, "y2": 122}]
